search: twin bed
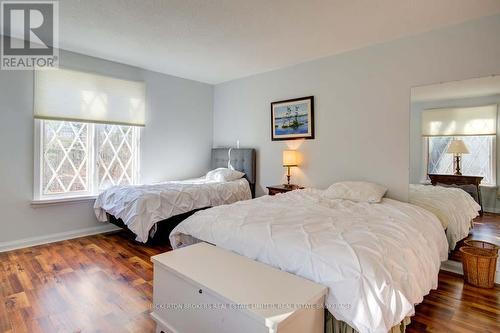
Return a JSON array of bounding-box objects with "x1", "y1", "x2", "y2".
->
[
  {"x1": 94, "y1": 148, "x2": 481, "y2": 333},
  {"x1": 94, "y1": 148, "x2": 256, "y2": 243},
  {"x1": 409, "y1": 184, "x2": 481, "y2": 249}
]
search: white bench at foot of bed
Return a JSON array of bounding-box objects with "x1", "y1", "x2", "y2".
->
[{"x1": 151, "y1": 243, "x2": 327, "y2": 333}]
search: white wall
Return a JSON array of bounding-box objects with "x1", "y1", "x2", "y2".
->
[
  {"x1": 213, "y1": 15, "x2": 500, "y2": 199},
  {"x1": 410, "y1": 94, "x2": 500, "y2": 212},
  {"x1": 0, "y1": 50, "x2": 213, "y2": 246}
]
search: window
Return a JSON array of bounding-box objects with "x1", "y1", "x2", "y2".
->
[
  {"x1": 36, "y1": 120, "x2": 140, "y2": 200},
  {"x1": 427, "y1": 135, "x2": 495, "y2": 185},
  {"x1": 41, "y1": 121, "x2": 90, "y2": 195},
  {"x1": 33, "y1": 68, "x2": 145, "y2": 201},
  {"x1": 96, "y1": 123, "x2": 139, "y2": 191}
]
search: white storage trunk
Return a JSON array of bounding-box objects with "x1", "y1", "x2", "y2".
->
[{"x1": 151, "y1": 242, "x2": 327, "y2": 333}]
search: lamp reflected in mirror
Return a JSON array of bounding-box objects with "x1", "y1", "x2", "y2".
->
[{"x1": 446, "y1": 139, "x2": 470, "y2": 175}]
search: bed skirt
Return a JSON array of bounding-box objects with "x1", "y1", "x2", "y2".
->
[{"x1": 326, "y1": 311, "x2": 411, "y2": 333}]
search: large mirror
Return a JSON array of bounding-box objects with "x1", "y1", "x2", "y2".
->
[{"x1": 409, "y1": 75, "x2": 499, "y2": 260}]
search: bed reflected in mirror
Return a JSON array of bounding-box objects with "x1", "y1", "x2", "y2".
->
[{"x1": 409, "y1": 75, "x2": 500, "y2": 258}]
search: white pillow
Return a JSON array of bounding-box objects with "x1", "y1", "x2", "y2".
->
[
  {"x1": 322, "y1": 181, "x2": 387, "y2": 203},
  {"x1": 206, "y1": 168, "x2": 245, "y2": 182}
]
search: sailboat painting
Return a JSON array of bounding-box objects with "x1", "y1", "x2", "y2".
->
[{"x1": 271, "y1": 96, "x2": 314, "y2": 141}]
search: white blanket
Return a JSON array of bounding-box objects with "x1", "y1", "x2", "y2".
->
[
  {"x1": 170, "y1": 189, "x2": 448, "y2": 333},
  {"x1": 94, "y1": 178, "x2": 251, "y2": 242},
  {"x1": 409, "y1": 184, "x2": 480, "y2": 250}
]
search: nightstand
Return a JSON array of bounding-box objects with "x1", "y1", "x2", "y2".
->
[{"x1": 267, "y1": 184, "x2": 304, "y2": 196}]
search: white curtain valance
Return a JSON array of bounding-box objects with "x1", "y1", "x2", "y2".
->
[
  {"x1": 34, "y1": 68, "x2": 145, "y2": 126},
  {"x1": 421, "y1": 105, "x2": 497, "y2": 137}
]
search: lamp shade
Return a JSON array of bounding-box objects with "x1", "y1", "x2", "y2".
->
[
  {"x1": 446, "y1": 139, "x2": 470, "y2": 154},
  {"x1": 283, "y1": 150, "x2": 298, "y2": 166}
]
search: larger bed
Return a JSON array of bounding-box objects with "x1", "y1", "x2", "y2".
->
[
  {"x1": 169, "y1": 186, "x2": 448, "y2": 333},
  {"x1": 94, "y1": 148, "x2": 256, "y2": 243}
]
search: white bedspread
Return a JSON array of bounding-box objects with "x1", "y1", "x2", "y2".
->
[
  {"x1": 94, "y1": 178, "x2": 251, "y2": 242},
  {"x1": 170, "y1": 189, "x2": 448, "y2": 333},
  {"x1": 409, "y1": 184, "x2": 480, "y2": 250}
]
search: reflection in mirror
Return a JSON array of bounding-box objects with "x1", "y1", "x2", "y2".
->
[{"x1": 409, "y1": 75, "x2": 500, "y2": 258}]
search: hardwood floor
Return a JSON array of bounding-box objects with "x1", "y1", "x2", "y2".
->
[
  {"x1": 1, "y1": 230, "x2": 499, "y2": 333},
  {"x1": 468, "y1": 213, "x2": 500, "y2": 244},
  {"x1": 406, "y1": 271, "x2": 500, "y2": 332},
  {"x1": 0, "y1": 232, "x2": 170, "y2": 333},
  {"x1": 450, "y1": 213, "x2": 500, "y2": 262}
]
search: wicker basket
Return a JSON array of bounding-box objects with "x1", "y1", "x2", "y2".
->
[
  {"x1": 464, "y1": 240, "x2": 500, "y2": 252},
  {"x1": 460, "y1": 246, "x2": 498, "y2": 288}
]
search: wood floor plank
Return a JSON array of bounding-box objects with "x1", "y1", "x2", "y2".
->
[
  {"x1": 0, "y1": 296, "x2": 11, "y2": 332},
  {"x1": 0, "y1": 214, "x2": 499, "y2": 333}
]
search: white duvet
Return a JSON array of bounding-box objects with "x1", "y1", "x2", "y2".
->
[
  {"x1": 170, "y1": 189, "x2": 448, "y2": 333},
  {"x1": 94, "y1": 178, "x2": 251, "y2": 242},
  {"x1": 409, "y1": 184, "x2": 480, "y2": 250}
]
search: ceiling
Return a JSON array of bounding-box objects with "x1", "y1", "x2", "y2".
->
[
  {"x1": 412, "y1": 75, "x2": 500, "y2": 102},
  {"x1": 29, "y1": 1, "x2": 500, "y2": 83}
]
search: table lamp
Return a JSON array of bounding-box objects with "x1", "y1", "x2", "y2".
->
[
  {"x1": 283, "y1": 150, "x2": 298, "y2": 187},
  {"x1": 446, "y1": 139, "x2": 469, "y2": 175}
]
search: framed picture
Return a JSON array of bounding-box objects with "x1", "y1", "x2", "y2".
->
[{"x1": 271, "y1": 96, "x2": 314, "y2": 141}]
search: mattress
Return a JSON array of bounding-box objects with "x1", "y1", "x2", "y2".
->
[
  {"x1": 169, "y1": 188, "x2": 448, "y2": 333},
  {"x1": 409, "y1": 184, "x2": 480, "y2": 249},
  {"x1": 94, "y1": 177, "x2": 251, "y2": 242}
]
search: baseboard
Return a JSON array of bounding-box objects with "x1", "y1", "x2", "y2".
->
[
  {"x1": 441, "y1": 260, "x2": 500, "y2": 284},
  {"x1": 441, "y1": 260, "x2": 464, "y2": 275},
  {"x1": 0, "y1": 224, "x2": 121, "y2": 253},
  {"x1": 482, "y1": 206, "x2": 500, "y2": 214}
]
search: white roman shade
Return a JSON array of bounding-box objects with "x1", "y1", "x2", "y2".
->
[
  {"x1": 34, "y1": 68, "x2": 146, "y2": 126},
  {"x1": 421, "y1": 105, "x2": 497, "y2": 136}
]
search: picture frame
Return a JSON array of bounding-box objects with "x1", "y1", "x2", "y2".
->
[{"x1": 271, "y1": 96, "x2": 314, "y2": 141}]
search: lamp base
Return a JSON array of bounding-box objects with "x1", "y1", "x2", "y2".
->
[
  {"x1": 454, "y1": 155, "x2": 462, "y2": 176},
  {"x1": 285, "y1": 170, "x2": 291, "y2": 187}
]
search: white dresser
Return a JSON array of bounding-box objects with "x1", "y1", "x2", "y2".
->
[{"x1": 151, "y1": 242, "x2": 327, "y2": 333}]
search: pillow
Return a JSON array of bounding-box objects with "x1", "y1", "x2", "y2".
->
[
  {"x1": 322, "y1": 181, "x2": 388, "y2": 203},
  {"x1": 206, "y1": 168, "x2": 245, "y2": 182}
]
